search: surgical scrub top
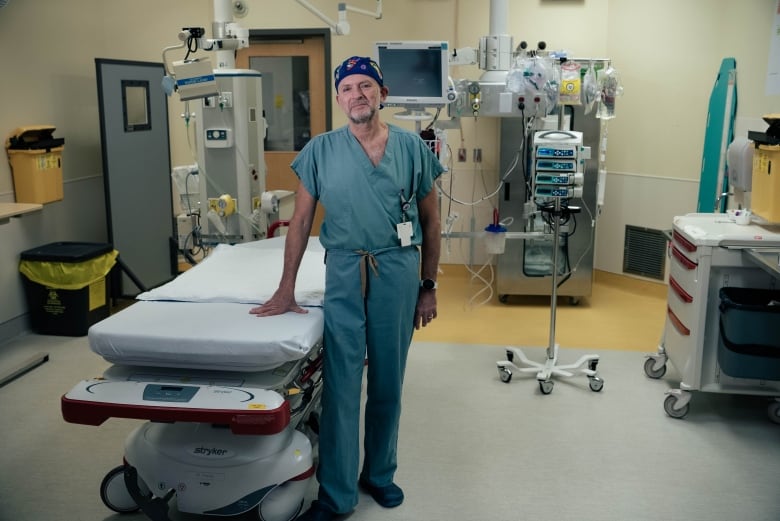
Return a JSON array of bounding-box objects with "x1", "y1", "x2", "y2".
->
[{"x1": 291, "y1": 124, "x2": 444, "y2": 251}]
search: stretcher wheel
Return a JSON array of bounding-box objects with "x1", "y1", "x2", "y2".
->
[
  {"x1": 539, "y1": 380, "x2": 554, "y2": 394},
  {"x1": 498, "y1": 366, "x2": 512, "y2": 383},
  {"x1": 767, "y1": 401, "x2": 780, "y2": 425},
  {"x1": 99, "y1": 464, "x2": 150, "y2": 513},
  {"x1": 588, "y1": 376, "x2": 604, "y2": 392},
  {"x1": 643, "y1": 357, "x2": 667, "y2": 379},
  {"x1": 258, "y1": 480, "x2": 306, "y2": 521},
  {"x1": 663, "y1": 394, "x2": 689, "y2": 419}
]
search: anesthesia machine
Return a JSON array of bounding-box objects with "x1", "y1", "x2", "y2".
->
[
  {"x1": 445, "y1": 41, "x2": 615, "y2": 304},
  {"x1": 400, "y1": 0, "x2": 624, "y2": 393},
  {"x1": 376, "y1": 2, "x2": 622, "y2": 306}
]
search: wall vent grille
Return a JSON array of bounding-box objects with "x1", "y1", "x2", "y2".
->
[{"x1": 623, "y1": 225, "x2": 667, "y2": 280}]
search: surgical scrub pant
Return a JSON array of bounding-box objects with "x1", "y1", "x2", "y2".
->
[{"x1": 317, "y1": 246, "x2": 420, "y2": 514}]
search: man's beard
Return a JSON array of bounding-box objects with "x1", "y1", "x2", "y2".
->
[{"x1": 348, "y1": 104, "x2": 376, "y2": 124}]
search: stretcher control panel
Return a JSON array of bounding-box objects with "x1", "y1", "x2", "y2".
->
[{"x1": 62, "y1": 379, "x2": 291, "y2": 435}]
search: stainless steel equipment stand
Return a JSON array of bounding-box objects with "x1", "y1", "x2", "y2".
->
[{"x1": 496, "y1": 199, "x2": 604, "y2": 394}]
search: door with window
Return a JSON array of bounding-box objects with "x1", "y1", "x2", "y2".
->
[
  {"x1": 237, "y1": 30, "x2": 330, "y2": 235},
  {"x1": 96, "y1": 59, "x2": 174, "y2": 296}
]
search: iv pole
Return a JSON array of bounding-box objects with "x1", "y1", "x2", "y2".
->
[{"x1": 496, "y1": 118, "x2": 604, "y2": 395}]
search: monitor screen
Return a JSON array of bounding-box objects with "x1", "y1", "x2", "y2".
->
[{"x1": 374, "y1": 41, "x2": 451, "y2": 108}]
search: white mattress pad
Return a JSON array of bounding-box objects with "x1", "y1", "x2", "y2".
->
[
  {"x1": 89, "y1": 237, "x2": 326, "y2": 372},
  {"x1": 89, "y1": 302, "x2": 324, "y2": 372},
  {"x1": 137, "y1": 237, "x2": 325, "y2": 306}
]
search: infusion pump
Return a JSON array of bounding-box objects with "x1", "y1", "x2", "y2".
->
[{"x1": 531, "y1": 130, "x2": 588, "y2": 202}]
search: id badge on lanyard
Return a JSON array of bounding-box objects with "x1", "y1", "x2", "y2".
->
[{"x1": 397, "y1": 189, "x2": 413, "y2": 247}]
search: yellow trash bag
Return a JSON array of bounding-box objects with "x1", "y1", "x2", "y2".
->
[{"x1": 19, "y1": 250, "x2": 118, "y2": 290}]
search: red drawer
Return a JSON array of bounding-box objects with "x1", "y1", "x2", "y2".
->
[
  {"x1": 669, "y1": 276, "x2": 693, "y2": 303},
  {"x1": 672, "y1": 230, "x2": 697, "y2": 253},
  {"x1": 671, "y1": 245, "x2": 697, "y2": 270},
  {"x1": 667, "y1": 305, "x2": 690, "y2": 336},
  {"x1": 667, "y1": 278, "x2": 696, "y2": 330}
]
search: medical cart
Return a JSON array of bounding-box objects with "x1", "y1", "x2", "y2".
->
[{"x1": 644, "y1": 213, "x2": 780, "y2": 423}]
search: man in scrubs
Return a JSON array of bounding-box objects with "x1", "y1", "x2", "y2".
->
[{"x1": 250, "y1": 56, "x2": 443, "y2": 521}]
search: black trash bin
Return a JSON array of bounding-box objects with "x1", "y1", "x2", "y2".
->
[{"x1": 19, "y1": 242, "x2": 117, "y2": 336}]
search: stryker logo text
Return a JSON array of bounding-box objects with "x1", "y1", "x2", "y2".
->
[{"x1": 192, "y1": 446, "x2": 231, "y2": 457}]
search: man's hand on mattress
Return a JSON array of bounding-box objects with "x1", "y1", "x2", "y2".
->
[{"x1": 249, "y1": 290, "x2": 309, "y2": 317}]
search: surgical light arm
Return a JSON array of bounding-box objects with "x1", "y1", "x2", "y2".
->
[
  {"x1": 294, "y1": 0, "x2": 383, "y2": 35},
  {"x1": 164, "y1": 0, "x2": 383, "y2": 76}
]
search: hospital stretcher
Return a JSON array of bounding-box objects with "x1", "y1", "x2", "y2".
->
[{"x1": 61, "y1": 237, "x2": 327, "y2": 521}]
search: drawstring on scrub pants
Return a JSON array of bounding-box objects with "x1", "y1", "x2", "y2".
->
[{"x1": 355, "y1": 249, "x2": 379, "y2": 298}]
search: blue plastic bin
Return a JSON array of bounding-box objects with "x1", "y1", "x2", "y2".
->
[{"x1": 718, "y1": 287, "x2": 780, "y2": 381}]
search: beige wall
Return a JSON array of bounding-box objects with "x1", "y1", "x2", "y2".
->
[
  {"x1": 0, "y1": 0, "x2": 778, "y2": 255},
  {"x1": 0, "y1": 1, "x2": 211, "y2": 189},
  {"x1": 606, "y1": 0, "x2": 777, "y2": 181},
  {"x1": 2, "y1": 0, "x2": 776, "y2": 185}
]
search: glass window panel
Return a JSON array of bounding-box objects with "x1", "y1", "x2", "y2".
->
[
  {"x1": 250, "y1": 56, "x2": 310, "y2": 151},
  {"x1": 121, "y1": 80, "x2": 151, "y2": 132}
]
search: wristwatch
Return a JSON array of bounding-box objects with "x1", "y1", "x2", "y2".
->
[{"x1": 420, "y1": 278, "x2": 438, "y2": 290}]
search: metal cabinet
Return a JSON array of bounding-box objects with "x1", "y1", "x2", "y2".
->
[{"x1": 496, "y1": 105, "x2": 601, "y2": 301}]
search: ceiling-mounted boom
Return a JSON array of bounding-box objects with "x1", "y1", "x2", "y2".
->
[{"x1": 294, "y1": 0, "x2": 382, "y2": 35}]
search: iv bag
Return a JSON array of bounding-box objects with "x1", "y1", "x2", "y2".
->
[
  {"x1": 528, "y1": 57, "x2": 558, "y2": 115},
  {"x1": 597, "y1": 67, "x2": 623, "y2": 120},
  {"x1": 505, "y1": 56, "x2": 527, "y2": 93},
  {"x1": 558, "y1": 61, "x2": 582, "y2": 105},
  {"x1": 582, "y1": 62, "x2": 600, "y2": 114}
]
